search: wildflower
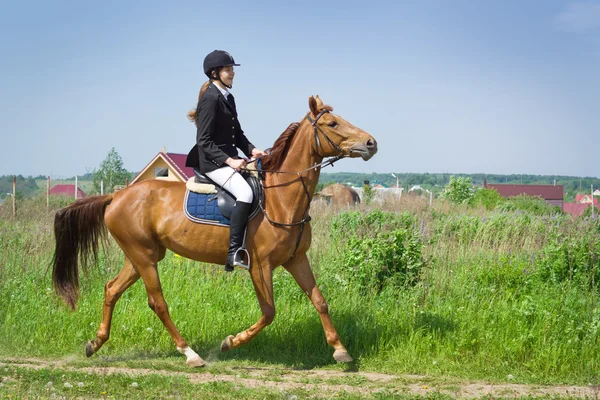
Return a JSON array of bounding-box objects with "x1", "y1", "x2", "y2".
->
[
  {"x1": 77, "y1": 382, "x2": 84, "y2": 387},
  {"x1": 507, "y1": 374, "x2": 514, "y2": 380},
  {"x1": 423, "y1": 385, "x2": 429, "y2": 389},
  {"x1": 64, "y1": 382, "x2": 72, "y2": 388},
  {"x1": 46, "y1": 382, "x2": 53, "y2": 388},
  {"x1": 131, "y1": 382, "x2": 138, "y2": 388},
  {"x1": 432, "y1": 361, "x2": 437, "y2": 365},
  {"x1": 146, "y1": 327, "x2": 152, "y2": 333}
]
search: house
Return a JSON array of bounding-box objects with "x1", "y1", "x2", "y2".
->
[
  {"x1": 316, "y1": 183, "x2": 360, "y2": 205},
  {"x1": 575, "y1": 194, "x2": 598, "y2": 204},
  {"x1": 49, "y1": 184, "x2": 87, "y2": 199},
  {"x1": 483, "y1": 179, "x2": 563, "y2": 208},
  {"x1": 130, "y1": 148, "x2": 195, "y2": 185}
]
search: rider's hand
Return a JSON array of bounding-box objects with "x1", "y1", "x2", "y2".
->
[
  {"x1": 251, "y1": 148, "x2": 267, "y2": 157},
  {"x1": 226, "y1": 158, "x2": 247, "y2": 171}
]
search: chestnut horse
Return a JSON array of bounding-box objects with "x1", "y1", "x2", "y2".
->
[{"x1": 51, "y1": 96, "x2": 377, "y2": 367}]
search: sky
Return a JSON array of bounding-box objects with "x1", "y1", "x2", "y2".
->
[{"x1": 0, "y1": 0, "x2": 599, "y2": 179}]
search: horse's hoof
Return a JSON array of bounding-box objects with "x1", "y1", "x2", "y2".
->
[
  {"x1": 85, "y1": 341, "x2": 94, "y2": 358},
  {"x1": 333, "y1": 350, "x2": 353, "y2": 363},
  {"x1": 186, "y1": 355, "x2": 206, "y2": 368},
  {"x1": 220, "y1": 335, "x2": 235, "y2": 352}
]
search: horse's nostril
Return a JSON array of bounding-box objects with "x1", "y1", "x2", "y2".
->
[{"x1": 366, "y1": 139, "x2": 375, "y2": 149}]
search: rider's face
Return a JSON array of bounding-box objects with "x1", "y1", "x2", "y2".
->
[{"x1": 218, "y1": 66, "x2": 235, "y2": 87}]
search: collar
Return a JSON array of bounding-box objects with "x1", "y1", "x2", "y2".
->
[{"x1": 212, "y1": 82, "x2": 230, "y2": 99}]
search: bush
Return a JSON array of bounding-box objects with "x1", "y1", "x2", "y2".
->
[
  {"x1": 497, "y1": 194, "x2": 563, "y2": 216},
  {"x1": 472, "y1": 188, "x2": 503, "y2": 210},
  {"x1": 331, "y1": 210, "x2": 424, "y2": 292}
]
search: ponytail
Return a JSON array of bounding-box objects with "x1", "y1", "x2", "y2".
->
[{"x1": 187, "y1": 80, "x2": 213, "y2": 124}]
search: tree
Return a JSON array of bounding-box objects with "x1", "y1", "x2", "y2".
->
[
  {"x1": 92, "y1": 148, "x2": 130, "y2": 194},
  {"x1": 439, "y1": 176, "x2": 474, "y2": 205},
  {"x1": 363, "y1": 181, "x2": 375, "y2": 205}
]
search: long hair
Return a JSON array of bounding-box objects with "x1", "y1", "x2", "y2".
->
[{"x1": 187, "y1": 80, "x2": 213, "y2": 124}]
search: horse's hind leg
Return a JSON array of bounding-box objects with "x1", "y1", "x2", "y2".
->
[
  {"x1": 86, "y1": 257, "x2": 140, "y2": 357},
  {"x1": 283, "y1": 253, "x2": 352, "y2": 363},
  {"x1": 129, "y1": 248, "x2": 206, "y2": 368}
]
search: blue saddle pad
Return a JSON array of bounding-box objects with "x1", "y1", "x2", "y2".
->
[{"x1": 183, "y1": 190, "x2": 230, "y2": 226}]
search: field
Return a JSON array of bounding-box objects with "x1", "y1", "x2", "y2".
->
[{"x1": 1, "y1": 195, "x2": 599, "y2": 398}]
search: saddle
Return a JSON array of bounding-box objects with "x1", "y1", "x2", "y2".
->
[{"x1": 183, "y1": 169, "x2": 263, "y2": 226}]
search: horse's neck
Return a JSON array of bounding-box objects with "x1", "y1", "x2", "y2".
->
[{"x1": 264, "y1": 125, "x2": 323, "y2": 222}]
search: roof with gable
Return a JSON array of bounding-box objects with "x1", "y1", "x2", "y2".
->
[
  {"x1": 575, "y1": 194, "x2": 598, "y2": 204},
  {"x1": 131, "y1": 151, "x2": 195, "y2": 184},
  {"x1": 49, "y1": 184, "x2": 87, "y2": 198}
]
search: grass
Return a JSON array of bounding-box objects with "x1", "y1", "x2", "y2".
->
[{"x1": 0, "y1": 194, "x2": 599, "y2": 394}]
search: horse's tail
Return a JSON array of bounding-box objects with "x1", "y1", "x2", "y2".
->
[{"x1": 51, "y1": 194, "x2": 113, "y2": 310}]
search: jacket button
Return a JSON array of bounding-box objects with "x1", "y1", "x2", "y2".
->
[
  {"x1": 232, "y1": 126, "x2": 235, "y2": 129},
  {"x1": 232, "y1": 135, "x2": 235, "y2": 138},
  {"x1": 232, "y1": 117, "x2": 235, "y2": 120}
]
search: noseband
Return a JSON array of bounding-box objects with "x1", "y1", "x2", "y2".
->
[{"x1": 306, "y1": 110, "x2": 345, "y2": 157}]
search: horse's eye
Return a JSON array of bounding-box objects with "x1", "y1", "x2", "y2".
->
[{"x1": 328, "y1": 121, "x2": 338, "y2": 128}]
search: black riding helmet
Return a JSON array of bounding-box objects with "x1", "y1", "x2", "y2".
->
[{"x1": 203, "y1": 50, "x2": 240, "y2": 82}]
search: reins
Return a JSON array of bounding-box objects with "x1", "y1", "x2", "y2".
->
[{"x1": 241, "y1": 110, "x2": 346, "y2": 256}]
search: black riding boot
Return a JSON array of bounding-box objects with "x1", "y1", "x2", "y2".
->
[{"x1": 224, "y1": 201, "x2": 252, "y2": 272}]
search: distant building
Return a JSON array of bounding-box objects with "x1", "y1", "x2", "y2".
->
[
  {"x1": 352, "y1": 186, "x2": 404, "y2": 203},
  {"x1": 484, "y1": 179, "x2": 563, "y2": 209},
  {"x1": 575, "y1": 194, "x2": 598, "y2": 204},
  {"x1": 564, "y1": 203, "x2": 599, "y2": 217},
  {"x1": 49, "y1": 184, "x2": 87, "y2": 199},
  {"x1": 130, "y1": 148, "x2": 195, "y2": 185}
]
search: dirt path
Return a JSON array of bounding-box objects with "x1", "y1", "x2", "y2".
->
[{"x1": 1, "y1": 357, "x2": 598, "y2": 398}]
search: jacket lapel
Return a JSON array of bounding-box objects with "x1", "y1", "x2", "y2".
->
[{"x1": 211, "y1": 82, "x2": 237, "y2": 116}]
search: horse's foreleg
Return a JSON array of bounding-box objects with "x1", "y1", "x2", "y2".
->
[
  {"x1": 283, "y1": 253, "x2": 353, "y2": 363},
  {"x1": 132, "y1": 250, "x2": 205, "y2": 368},
  {"x1": 86, "y1": 257, "x2": 140, "y2": 357},
  {"x1": 220, "y1": 265, "x2": 275, "y2": 352}
]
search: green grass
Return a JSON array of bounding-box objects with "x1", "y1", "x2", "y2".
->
[{"x1": 0, "y1": 196, "x2": 599, "y2": 392}]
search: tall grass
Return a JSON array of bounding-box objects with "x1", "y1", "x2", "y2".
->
[{"x1": 0, "y1": 195, "x2": 599, "y2": 384}]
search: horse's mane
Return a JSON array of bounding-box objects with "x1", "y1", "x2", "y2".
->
[{"x1": 260, "y1": 122, "x2": 301, "y2": 171}]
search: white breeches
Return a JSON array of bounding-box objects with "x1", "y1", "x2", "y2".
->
[{"x1": 204, "y1": 166, "x2": 253, "y2": 204}]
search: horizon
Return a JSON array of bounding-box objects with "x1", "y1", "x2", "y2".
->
[{"x1": 1, "y1": 1, "x2": 599, "y2": 178}]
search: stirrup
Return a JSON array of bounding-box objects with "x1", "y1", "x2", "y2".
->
[{"x1": 233, "y1": 248, "x2": 250, "y2": 270}]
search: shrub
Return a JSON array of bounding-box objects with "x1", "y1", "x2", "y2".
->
[
  {"x1": 331, "y1": 210, "x2": 424, "y2": 291},
  {"x1": 497, "y1": 194, "x2": 563, "y2": 216},
  {"x1": 439, "y1": 176, "x2": 474, "y2": 205}
]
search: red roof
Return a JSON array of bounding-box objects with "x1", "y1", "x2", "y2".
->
[
  {"x1": 131, "y1": 152, "x2": 195, "y2": 184},
  {"x1": 484, "y1": 183, "x2": 563, "y2": 200},
  {"x1": 163, "y1": 153, "x2": 195, "y2": 180},
  {"x1": 564, "y1": 202, "x2": 600, "y2": 217},
  {"x1": 49, "y1": 184, "x2": 87, "y2": 198},
  {"x1": 575, "y1": 194, "x2": 598, "y2": 204}
]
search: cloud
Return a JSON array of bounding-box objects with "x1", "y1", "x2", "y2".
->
[{"x1": 556, "y1": 1, "x2": 600, "y2": 33}]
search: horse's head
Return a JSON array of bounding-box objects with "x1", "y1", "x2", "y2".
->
[{"x1": 308, "y1": 95, "x2": 377, "y2": 160}]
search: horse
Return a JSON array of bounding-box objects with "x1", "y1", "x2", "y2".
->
[{"x1": 51, "y1": 95, "x2": 378, "y2": 367}]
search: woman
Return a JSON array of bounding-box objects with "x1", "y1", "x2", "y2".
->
[{"x1": 186, "y1": 50, "x2": 266, "y2": 271}]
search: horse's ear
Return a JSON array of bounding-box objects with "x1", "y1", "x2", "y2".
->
[
  {"x1": 308, "y1": 96, "x2": 319, "y2": 117},
  {"x1": 314, "y1": 95, "x2": 324, "y2": 110}
]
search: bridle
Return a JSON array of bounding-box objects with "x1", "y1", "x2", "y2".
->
[
  {"x1": 246, "y1": 109, "x2": 347, "y2": 256},
  {"x1": 306, "y1": 109, "x2": 346, "y2": 158}
]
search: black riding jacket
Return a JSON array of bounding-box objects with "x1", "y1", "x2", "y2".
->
[{"x1": 186, "y1": 83, "x2": 255, "y2": 173}]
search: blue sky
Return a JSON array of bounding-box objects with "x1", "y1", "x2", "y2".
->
[{"x1": 1, "y1": 0, "x2": 598, "y2": 178}]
